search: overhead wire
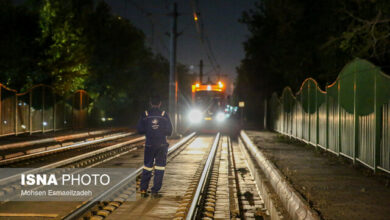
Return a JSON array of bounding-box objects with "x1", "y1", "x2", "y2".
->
[
  {"x1": 123, "y1": 0, "x2": 221, "y2": 75},
  {"x1": 189, "y1": 0, "x2": 221, "y2": 77}
]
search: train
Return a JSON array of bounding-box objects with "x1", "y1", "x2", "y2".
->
[{"x1": 186, "y1": 80, "x2": 238, "y2": 133}]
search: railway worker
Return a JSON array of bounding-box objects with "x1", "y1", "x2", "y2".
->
[{"x1": 136, "y1": 95, "x2": 173, "y2": 198}]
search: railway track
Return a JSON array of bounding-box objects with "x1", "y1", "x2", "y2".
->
[
  {"x1": 0, "y1": 133, "x2": 281, "y2": 220},
  {"x1": 174, "y1": 134, "x2": 270, "y2": 220},
  {"x1": 0, "y1": 131, "x2": 134, "y2": 167},
  {"x1": 0, "y1": 134, "x2": 145, "y2": 205}
]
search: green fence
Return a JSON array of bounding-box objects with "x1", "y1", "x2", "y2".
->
[
  {"x1": 0, "y1": 83, "x2": 90, "y2": 137},
  {"x1": 268, "y1": 58, "x2": 390, "y2": 173}
]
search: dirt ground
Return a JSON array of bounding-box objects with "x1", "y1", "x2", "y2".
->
[{"x1": 247, "y1": 131, "x2": 390, "y2": 220}]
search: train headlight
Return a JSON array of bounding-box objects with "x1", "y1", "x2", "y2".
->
[
  {"x1": 216, "y1": 112, "x2": 226, "y2": 122},
  {"x1": 188, "y1": 109, "x2": 202, "y2": 123}
]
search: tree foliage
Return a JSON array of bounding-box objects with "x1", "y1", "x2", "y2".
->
[
  {"x1": 0, "y1": 0, "x2": 40, "y2": 89},
  {"x1": 0, "y1": 0, "x2": 192, "y2": 125},
  {"x1": 38, "y1": 0, "x2": 92, "y2": 93},
  {"x1": 235, "y1": 0, "x2": 390, "y2": 127}
]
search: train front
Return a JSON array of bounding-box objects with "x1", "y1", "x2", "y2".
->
[{"x1": 186, "y1": 81, "x2": 228, "y2": 133}]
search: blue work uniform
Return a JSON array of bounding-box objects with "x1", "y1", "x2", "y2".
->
[{"x1": 137, "y1": 107, "x2": 173, "y2": 193}]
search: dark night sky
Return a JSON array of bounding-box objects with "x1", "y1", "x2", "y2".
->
[
  {"x1": 13, "y1": 0, "x2": 258, "y2": 94},
  {"x1": 104, "y1": 0, "x2": 258, "y2": 94}
]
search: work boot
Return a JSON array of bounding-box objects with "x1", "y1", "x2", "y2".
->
[
  {"x1": 151, "y1": 192, "x2": 162, "y2": 199},
  {"x1": 140, "y1": 190, "x2": 149, "y2": 198}
]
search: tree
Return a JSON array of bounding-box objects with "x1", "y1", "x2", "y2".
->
[
  {"x1": 84, "y1": 1, "x2": 165, "y2": 124},
  {"x1": 37, "y1": 0, "x2": 93, "y2": 94},
  {"x1": 1, "y1": 0, "x2": 192, "y2": 125},
  {"x1": 234, "y1": 0, "x2": 390, "y2": 127},
  {"x1": 326, "y1": 0, "x2": 390, "y2": 67},
  {"x1": 0, "y1": 0, "x2": 40, "y2": 89}
]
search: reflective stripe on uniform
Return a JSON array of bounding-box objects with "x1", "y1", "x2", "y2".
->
[
  {"x1": 143, "y1": 166, "x2": 153, "y2": 171},
  {"x1": 145, "y1": 111, "x2": 148, "y2": 116},
  {"x1": 154, "y1": 166, "x2": 165, "y2": 170},
  {"x1": 161, "y1": 111, "x2": 165, "y2": 116}
]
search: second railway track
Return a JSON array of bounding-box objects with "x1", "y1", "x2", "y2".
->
[
  {"x1": 0, "y1": 131, "x2": 135, "y2": 167},
  {"x1": 0, "y1": 134, "x2": 145, "y2": 205}
]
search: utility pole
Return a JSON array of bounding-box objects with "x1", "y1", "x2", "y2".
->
[
  {"x1": 199, "y1": 59, "x2": 203, "y2": 83},
  {"x1": 169, "y1": 2, "x2": 179, "y2": 138}
]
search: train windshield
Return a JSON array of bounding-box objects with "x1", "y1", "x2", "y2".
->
[{"x1": 194, "y1": 91, "x2": 225, "y2": 113}]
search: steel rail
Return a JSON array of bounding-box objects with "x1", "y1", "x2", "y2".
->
[
  {"x1": 0, "y1": 132, "x2": 134, "y2": 166},
  {"x1": 62, "y1": 132, "x2": 196, "y2": 220},
  {"x1": 0, "y1": 135, "x2": 144, "y2": 186},
  {"x1": 0, "y1": 129, "x2": 119, "y2": 151},
  {"x1": 186, "y1": 132, "x2": 221, "y2": 220}
]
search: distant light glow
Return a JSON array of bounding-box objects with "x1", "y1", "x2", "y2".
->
[
  {"x1": 21, "y1": 124, "x2": 26, "y2": 129},
  {"x1": 207, "y1": 85, "x2": 211, "y2": 91},
  {"x1": 188, "y1": 109, "x2": 202, "y2": 123},
  {"x1": 43, "y1": 121, "x2": 48, "y2": 126},
  {"x1": 3, "y1": 120, "x2": 7, "y2": 124},
  {"x1": 101, "y1": 117, "x2": 106, "y2": 122},
  {"x1": 218, "y1": 81, "x2": 224, "y2": 88},
  {"x1": 216, "y1": 112, "x2": 226, "y2": 122},
  {"x1": 196, "y1": 83, "x2": 200, "y2": 88}
]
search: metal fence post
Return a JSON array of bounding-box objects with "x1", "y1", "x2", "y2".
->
[
  {"x1": 338, "y1": 80, "x2": 341, "y2": 154},
  {"x1": 374, "y1": 72, "x2": 381, "y2": 172},
  {"x1": 301, "y1": 91, "x2": 304, "y2": 139},
  {"x1": 264, "y1": 99, "x2": 267, "y2": 130},
  {"x1": 53, "y1": 95, "x2": 56, "y2": 132},
  {"x1": 316, "y1": 84, "x2": 319, "y2": 147},
  {"x1": 87, "y1": 94, "x2": 90, "y2": 129},
  {"x1": 0, "y1": 87, "x2": 2, "y2": 136},
  {"x1": 282, "y1": 95, "x2": 284, "y2": 134},
  {"x1": 353, "y1": 69, "x2": 358, "y2": 164},
  {"x1": 29, "y1": 91, "x2": 32, "y2": 135},
  {"x1": 290, "y1": 96, "x2": 293, "y2": 136},
  {"x1": 308, "y1": 83, "x2": 311, "y2": 143},
  {"x1": 326, "y1": 83, "x2": 329, "y2": 149},
  {"x1": 15, "y1": 95, "x2": 18, "y2": 136},
  {"x1": 295, "y1": 100, "x2": 298, "y2": 138},
  {"x1": 80, "y1": 91, "x2": 83, "y2": 129},
  {"x1": 72, "y1": 93, "x2": 74, "y2": 130},
  {"x1": 64, "y1": 99, "x2": 67, "y2": 129},
  {"x1": 42, "y1": 87, "x2": 45, "y2": 133}
]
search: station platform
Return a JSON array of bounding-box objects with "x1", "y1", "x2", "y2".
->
[{"x1": 246, "y1": 130, "x2": 390, "y2": 220}]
